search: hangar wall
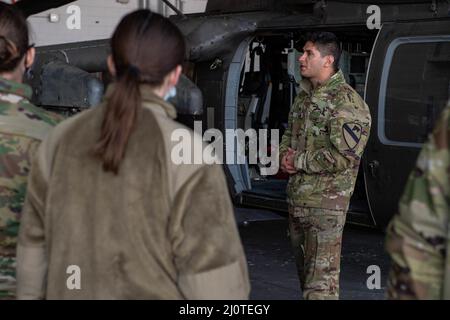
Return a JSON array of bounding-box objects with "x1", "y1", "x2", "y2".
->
[{"x1": 27, "y1": 0, "x2": 207, "y2": 46}]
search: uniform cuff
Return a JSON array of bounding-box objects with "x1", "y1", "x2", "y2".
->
[{"x1": 294, "y1": 151, "x2": 306, "y2": 171}]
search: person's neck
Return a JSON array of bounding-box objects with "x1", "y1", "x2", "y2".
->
[
  {"x1": 309, "y1": 70, "x2": 336, "y2": 89},
  {"x1": 0, "y1": 69, "x2": 23, "y2": 83},
  {"x1": 152, "y1": 86, "x2": 166, "y2": 99}
]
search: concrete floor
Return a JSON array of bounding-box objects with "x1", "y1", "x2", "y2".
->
[{"x1": 235, "y1": 208, "x2": 390, "y2": 300}]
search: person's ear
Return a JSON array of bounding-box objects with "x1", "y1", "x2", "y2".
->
[
  {"x1": 107, "y1": 55, "x2": 116, "y2": 77},
  {"x1": 168, "y1": 65, "x2": 182, "y2": 86},
  {"x1": 325, "y1": 55, "x2": 334, "y2": 69},
  {"x1": 25, "y1": 47, "x2": 35, "y2": 68}
]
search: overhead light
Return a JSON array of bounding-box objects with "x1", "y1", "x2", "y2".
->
[{"x1": 49, "y1": 13, "x2": 60, "y2": 23}]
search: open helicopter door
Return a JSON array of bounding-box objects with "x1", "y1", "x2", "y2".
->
[
  {"x1": 222, "y1": 38, "x2": 253, "y2": 197},
  {"x1": 363, "y1": 20, "x2": 450, "y2": 229}
]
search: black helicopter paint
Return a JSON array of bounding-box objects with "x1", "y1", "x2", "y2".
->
[{"x1": 16, "y1": 0, "x2": 450, "y2": 229}]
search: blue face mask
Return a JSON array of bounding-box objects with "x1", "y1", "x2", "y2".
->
[{"x1": 164, "y1": 86, "x2": 177, "y2": 101}]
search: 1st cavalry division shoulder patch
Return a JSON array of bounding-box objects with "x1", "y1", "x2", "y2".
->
[{"x1": 343, "y1": 122, "x2": 362, "y2": 150}]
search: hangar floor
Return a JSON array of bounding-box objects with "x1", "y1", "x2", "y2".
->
[{"x1": 235, "y1": 208, "x2": 390, "y2": 300}]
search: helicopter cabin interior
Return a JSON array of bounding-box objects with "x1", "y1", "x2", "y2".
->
[{"x1": 229, "y1": 25, "x2": 450, "y2": 228}]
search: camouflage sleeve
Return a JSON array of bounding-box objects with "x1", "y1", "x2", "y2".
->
[
  {"x1": 294, "y1": 104, "x2": 371, "y2": 174},
  {"x1": 169, "y1": 165, "x2": 250, "y2": 299},
  {"x1": 279, "y1": 98, "x2": 299, "y2": 162},
  {"x1": 386, "y1": 107, "x2": 450, "y2": 300},
  {"x1": 0, "y1": 136, "x2": 40, "y2": 300},
  {"x1": 16, "y1": 141, "x2": 50, "y2": 299}
]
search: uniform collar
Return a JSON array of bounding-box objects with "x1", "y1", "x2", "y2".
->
[
  {"x1": 104, "y1": 83, "x2": 177, "y2": 120},
  {"x1": 0, "y1": 76, "x2": 33, "y2": 100},
  {"x1": 300, "y1": 70, "x2": 346, "y2": 96}
]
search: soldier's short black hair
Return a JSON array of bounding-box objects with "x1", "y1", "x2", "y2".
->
[{"x1": 304, "y1": 31, "x2": 341, "y2": 72}]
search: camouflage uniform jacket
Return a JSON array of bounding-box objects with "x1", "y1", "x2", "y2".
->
[
  {"x1": 280, "y1": 70, "x2": 371, "y2": 211},
  {"x1": 386, "y1": 102, "x2": 450, "y2": 300},
  {"x1": 0, "y1": 77, "x2": 61, "y2": 299}
]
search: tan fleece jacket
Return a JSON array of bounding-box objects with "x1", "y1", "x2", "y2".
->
[{"x1": 16, "y1": 85, "x2": 250, "y2": 300}]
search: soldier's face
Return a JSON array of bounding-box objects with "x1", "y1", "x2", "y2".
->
[{"x1": 299, "y1": 41, "x2": 327, "y2": 79}]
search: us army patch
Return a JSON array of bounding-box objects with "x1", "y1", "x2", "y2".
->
[{"x1": 343, "y1": 122, "x2": 362, "y2": 149}]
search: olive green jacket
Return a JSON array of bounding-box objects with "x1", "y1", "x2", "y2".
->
[{"x1": 16, "y1": 85, "x2": 250, "y2": 300}]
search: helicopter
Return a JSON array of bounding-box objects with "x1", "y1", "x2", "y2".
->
[{"x1": 11, "y1": 0, "x2": 450, "y2": 229}]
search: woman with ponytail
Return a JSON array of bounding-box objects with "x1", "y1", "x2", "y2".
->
[
  {"x1": 0, "y1": 3, "x2": 62, "y2": 299},
  {"x1": 17, "y1": 10, "x2": 250, "y2": 300}
]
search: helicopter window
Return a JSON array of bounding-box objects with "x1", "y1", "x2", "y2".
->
[{"x1": 380, "y1": 38, "x2": 450, "y2": 147}]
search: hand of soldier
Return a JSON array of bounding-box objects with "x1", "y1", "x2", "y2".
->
[
  {"x1": 280, "y1": 154, "x2": 288, "y2": 173},
  {"x1": 285, "y1": 148, "x2": 298, "y2": 174},
  {"x1": 281, "y1": 149, "x2": 293, "y2": 172},
  {"x1": 280, "y1": 148, "x2": 297, "y2": 175}
]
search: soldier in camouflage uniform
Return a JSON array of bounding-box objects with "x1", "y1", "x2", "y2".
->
[
  {"x1": 0, "y1": 3, "x2": 62, "y2": 299},
  {"x1": 386, "y1": 101, "x2": 450, "y2": 300},
  {"x1": 280, "y1": 32, "x2": 371, "y2": 299}
]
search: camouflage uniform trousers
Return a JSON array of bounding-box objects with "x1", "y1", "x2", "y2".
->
[
  {"x1": 0, "y1": 255, "x2": 16, "y2": 300},
  {"x1": 288, "y1": 206, "x2": 346, "y2": 300}
]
